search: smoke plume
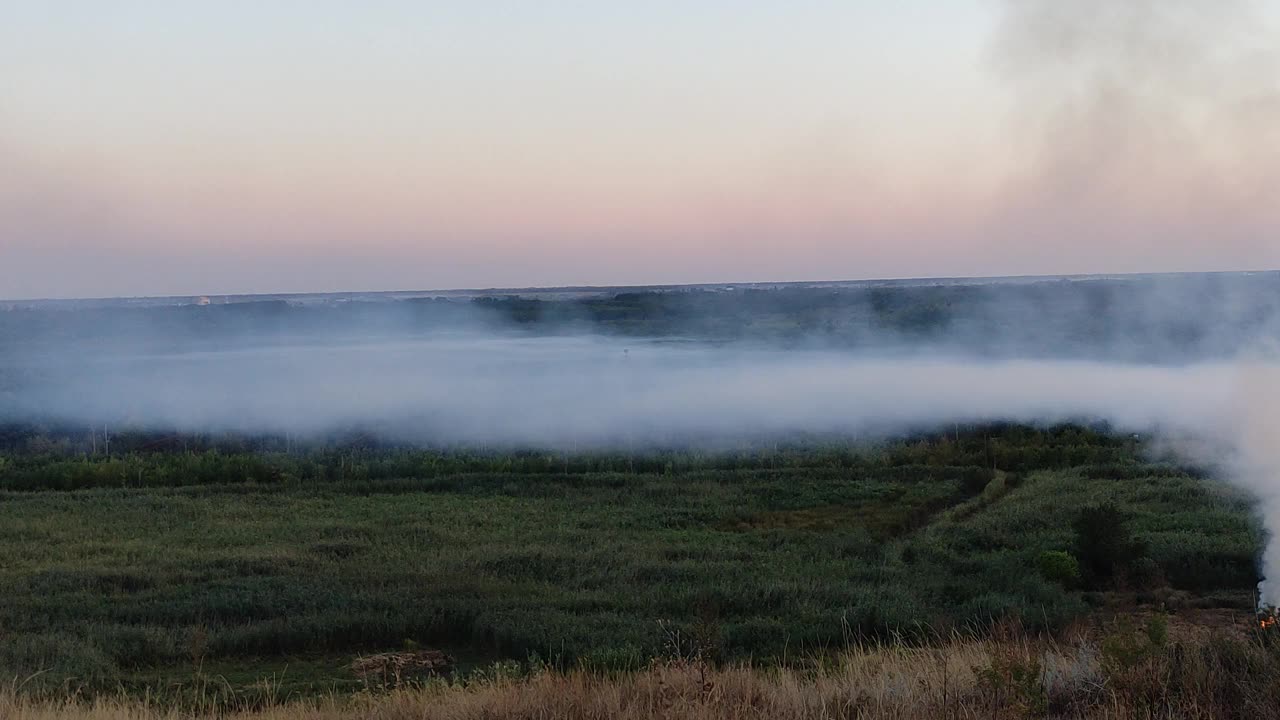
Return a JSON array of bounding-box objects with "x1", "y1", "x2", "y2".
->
[
  {"x1": 988, "y1": 0, "x2": 1280, "y2": 269},
  {"x1": 989, "y1": 1, "x2": 1280, "y2": 602}
]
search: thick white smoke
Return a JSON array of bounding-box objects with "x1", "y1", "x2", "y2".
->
[
  {"x1": 1227, "y1": 357, "x2": 1280, "y2": 604},
  {"x1": 0, "y1": 334, "x2": 1241, "y2": 442},
  {"x1": 988, "y1": 0, "x2": 1280, "y2": 601}
]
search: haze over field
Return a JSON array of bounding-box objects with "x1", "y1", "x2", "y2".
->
[
  {"x1": 3, "y1": 0, "x2": 1280, "y2": 617},
  {"x1": 9, "y1": 6, "x2": 1280, "y2": 715},
  {"x1": 4, "y1": 272, "x2": 1280, "y2": 596}
]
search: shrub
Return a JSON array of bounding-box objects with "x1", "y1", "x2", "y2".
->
[
  {"x1": 1037, "y1": 551, "x2": 1081, "y2": 587},
  {"x1": 1128, "y1": 557, "x2": 1164, "y2": 591},
  {"x1": 1073, "y1": 503, "x2": 1146, "y2": 587}
]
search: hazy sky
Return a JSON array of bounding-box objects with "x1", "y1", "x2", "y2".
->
[{"x1": 2, "y1": 1, "x2": 1278, "y2": 299}]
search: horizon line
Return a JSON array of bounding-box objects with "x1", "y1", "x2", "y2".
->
[{"x1": 5, "y1": 268, "x2": 1278, "y2": 306}]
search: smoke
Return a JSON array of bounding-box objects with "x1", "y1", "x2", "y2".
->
[
  {"x1": 5, "y1": 274, "x2": 1280, "y2": 604},
  {"x1": 0, "y1": 332, "x2": 1239, "y2": 442},
  {"x1": 1, "y1": 283, "x2": 1278, "y2": 598},
  {"x1": 1226, "y1": 355, "x2": 1280, "y2": 604},
  {"x1": 987, "y1": 0, "x2": 1280, "y2": 604},
  {"x1": 988, "y1": 0, "x2": 1280, "y2": 269},
  {"x1": 994, "y1": 0, "x2": 1280, "y2": 187}
]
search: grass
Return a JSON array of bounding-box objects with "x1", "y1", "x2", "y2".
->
[
  {"x1": 0, "y1": 425, "x2": 1264, "y2": 702},
  {"x1": 8, "y1": 624, "x2": 1280, "y2": 719}
]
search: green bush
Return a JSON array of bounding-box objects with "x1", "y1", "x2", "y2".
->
[{"x1": 1036, "y1": 551, "x2": 1080, "y2": 587}]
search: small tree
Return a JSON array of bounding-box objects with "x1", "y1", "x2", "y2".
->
[{"x1": 1073, "y1": 503, "x2": 1146, "y2": 587}]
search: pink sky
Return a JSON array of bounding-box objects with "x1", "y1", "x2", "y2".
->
[{"x1": 2, "y1": 1, "x2": 1278, "y2": 299}]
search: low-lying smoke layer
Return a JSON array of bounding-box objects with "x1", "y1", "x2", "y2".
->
[
  {"x1": 1, "y1": 283, "x2": 1278, "y2": 600},
  {"x1": 0, "y1": 333, "x2": 1245, "y2": 445}
]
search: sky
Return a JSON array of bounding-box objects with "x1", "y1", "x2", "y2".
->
[{"x1": 1, "y1": 0, "x2": 1278, "y2": 299}]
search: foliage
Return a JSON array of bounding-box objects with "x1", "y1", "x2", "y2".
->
[
  {"x1": 976, "y1": 652, "x2": 1047, "y2": 717},
  {"x1": 0, "y1": 424, "x2": 1263, "y2": 698},
  {"x1": 1072, "y1": 504, "x2": 1147, "y2": 588},
  {"x1": 1037, "y1": 551, "x2": 1080, "y2": 588},
  {"x1": 11, "y1": 629, "x2": 1280, "y2": 717}
]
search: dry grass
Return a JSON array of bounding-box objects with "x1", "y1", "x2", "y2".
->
[{"x1": 5, "y1": 628, "x2": 1279, "y2": 720}]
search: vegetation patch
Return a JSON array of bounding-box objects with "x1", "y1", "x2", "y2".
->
[{"x1": 0, "y1": 424, "x2": 1264, "y2": 701}]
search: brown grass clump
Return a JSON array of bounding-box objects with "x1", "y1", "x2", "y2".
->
[
  {"x1": 349, "y1": 650, "x2": 454, "y2": 690},
  {"x1": 5, "y1": 627, "x2": 1280, "y2": 719}
]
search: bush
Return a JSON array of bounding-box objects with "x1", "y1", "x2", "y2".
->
[
  {"x1": 1037, "y1": 551, "x2": 1080, "y2": 587},
  {"x1": 1073, "y1": 503, "x2": 1147, "y2": 587},
  {"x1": 958, "y1": 467, "x2": 996, "y2": 495},
  {"x1": 1128, "y1": 557, "x2": 1164, "y2": 591}
]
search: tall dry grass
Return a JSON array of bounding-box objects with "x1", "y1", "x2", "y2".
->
[{"x1": 5, "y1": 629, "x2": 1278, "y2": 720}]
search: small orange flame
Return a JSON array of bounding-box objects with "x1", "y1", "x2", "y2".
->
[{"x1": 1262, "y1": 616, "x2": 1277, "y2": 630}]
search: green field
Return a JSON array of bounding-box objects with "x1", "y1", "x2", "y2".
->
[{"x1": 0, "y1": 425, "x2": 1262, "y2": 701}]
